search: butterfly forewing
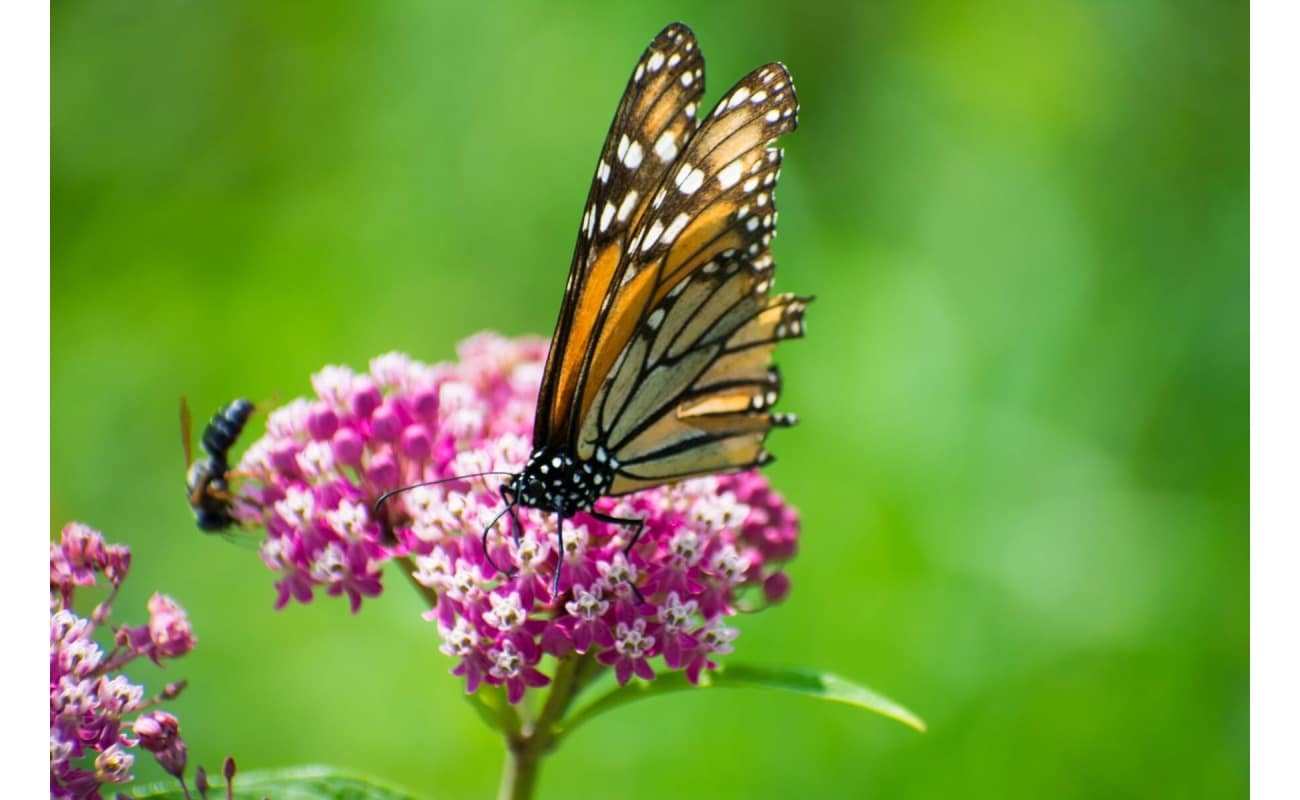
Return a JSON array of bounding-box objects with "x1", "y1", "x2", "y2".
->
[
  {"x1": 571, "y1": 61, "x2": 805, "y2": 471},
  {"x1": 535, "y1": 23, "x2": 707, "y2": 446},
  {"x1": 535, "y1": 23, "x2": 808, "y2": 501}
]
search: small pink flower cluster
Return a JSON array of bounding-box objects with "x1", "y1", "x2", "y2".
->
[
  {"x1": 51, "y1": 523, "x2": 196, "y2": 800},
  {"x1": 233, "y1": 334, "x2": 800, "y2": 702}
]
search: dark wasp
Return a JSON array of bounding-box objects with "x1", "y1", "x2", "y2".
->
[{"x1": 181, "y1": 397, "x2": 254, "y2": 532}]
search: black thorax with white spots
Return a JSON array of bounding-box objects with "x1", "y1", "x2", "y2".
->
[{"x1": 505, "y1": 445, "x2": 618, "y2": 514}]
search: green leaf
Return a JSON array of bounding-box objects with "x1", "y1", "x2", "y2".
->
[
  {"x1": 465, "y1": 683, "x2": 520, "y2": 735},
  {"x1": 128, "y1": 765, "x2": 423, "y2": 800},
  {"x1": 558, "y1": 663, "x2": 925, "y2": 739}
]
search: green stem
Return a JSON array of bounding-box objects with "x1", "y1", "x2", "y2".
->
[
  {"x1": 533, "y1": 653, "x2": 586, "y2": 735},
  {"x1": 498, "y1": 741, "x2": 541, "y2": 800},
  {"x1": 494, "y1": 653, "x2": 605, "y2": 800},
  {"x1": 395, "y1": 540, "x2": 608, "y2": 797}
]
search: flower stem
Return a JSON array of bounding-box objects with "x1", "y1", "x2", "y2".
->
[
  {"x1": 495, "y1": 653, "x2": 604, "y2": 800},
  {"x1": 498, "y1": 742, "x2": 542, "y2": 800}
]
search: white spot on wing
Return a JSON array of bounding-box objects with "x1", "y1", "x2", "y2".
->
[
  {"x1": 663, "y1": 212, "x2": 690, "y2": 243},
  {"x1": 718, "y1": 161, "x2": 743, "y2": 190},
  {"x1": 623, "y1": 140, "x2": 643, "y2": 169},
  {"x1": 647, "y1": 51, "x2": 665, "y2": 72},
  {"x1": 646, "y1": 307, "x2": 666, "y2": 330},
  {"x1": 617, "y1": 190, "x2": 639, "y2": 223},
  {"x1": 654, "y1": 130, "x2": 678, "y2": 162},
  {"x1": 728, "y1": 88, "x2": 751, "y2": 109},
  {"x1": 675, "y1": 164, "x2": 704, "y2": 195},
  {"x1": 600, "y1": 202, "x2": 615, "y2": 233},
  {"x1": 642, "y1": 220, "x2": 665, "y2": 252}
]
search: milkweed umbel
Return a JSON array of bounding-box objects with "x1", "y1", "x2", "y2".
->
[{"x1": 383, "y1": 22, "x2": 810, "y2": 598}]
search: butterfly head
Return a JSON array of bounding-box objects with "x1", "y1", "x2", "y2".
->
[{"x1": 503, "y1": 445, "x2": 615, "y2": 514}]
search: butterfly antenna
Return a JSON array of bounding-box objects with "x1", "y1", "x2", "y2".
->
[{"x1": 373, "y1": 471, "x2": 517, "y2": 514}]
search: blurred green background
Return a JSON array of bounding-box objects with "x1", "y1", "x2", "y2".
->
[{"x1": 52, "y1": 0, "x2": 1247, "y2": 797}]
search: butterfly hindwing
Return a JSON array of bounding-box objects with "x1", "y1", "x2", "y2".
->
[{"x1": 594, "y1": 260, "x2": 809, "y2": 495}]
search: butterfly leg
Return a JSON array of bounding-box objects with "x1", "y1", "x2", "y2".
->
[
  {"x1": 552, "y1": 514, "x2": 566, "y2": 601},
  {"x1": 507, "y1": 503, "x2": 524, "y2": 550},
  {"x1": 587, "y1": 511, "x2": 646, "y2": 556},
  {"x1": 587, "y1": 511, "x2": 647, "y2": 603}
]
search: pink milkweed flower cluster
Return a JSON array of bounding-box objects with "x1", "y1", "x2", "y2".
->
[
  {"x1": 51, "y1": 523, "x2": 196, "y2": 800},
  {"x1": 232, "y1": 333, "x2": 800, "y2": 702}
]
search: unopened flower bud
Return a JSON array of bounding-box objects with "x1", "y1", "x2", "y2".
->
[
  {"x1": 371, "y1": 401, "x2": 402, "y2": 441},
  {"x1": 332, "y1": 427, "x2": 364, "y2": 466},
  {"x1": 763, "y1": 571, "x2": 792, "y2": 604},
  {"x1": 307, "y1": 406, "x2": 339, "y2": 440},
  {"x1": 155, "y1": 739, "x2": 188, "y2": 778},
  {"x1": 133, "y1": 710, "x2": 180, "y2": 752}
]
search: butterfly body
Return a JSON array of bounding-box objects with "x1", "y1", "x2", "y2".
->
[{"x1": 503, "y1": 445, "x2": 616, "y2": 515}]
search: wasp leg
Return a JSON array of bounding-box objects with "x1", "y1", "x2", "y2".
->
[{"x1": 208, "y1": 486, "x2": 236, "y2": 503}]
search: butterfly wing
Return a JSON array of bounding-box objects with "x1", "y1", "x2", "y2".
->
[
  {"x1": 534, "y1": 22, "x2": 707, "y2": 446},
  {"x1": 572, "y1": 60, "x2": 806, "y2": 491},
  {"x1": 536, "y1": 22, "x2": 807, "y2": 496}
]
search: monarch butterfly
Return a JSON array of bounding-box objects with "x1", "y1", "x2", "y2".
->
[{"x1": 385, "y1": 22, "x2": 809, "y2": 596}]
